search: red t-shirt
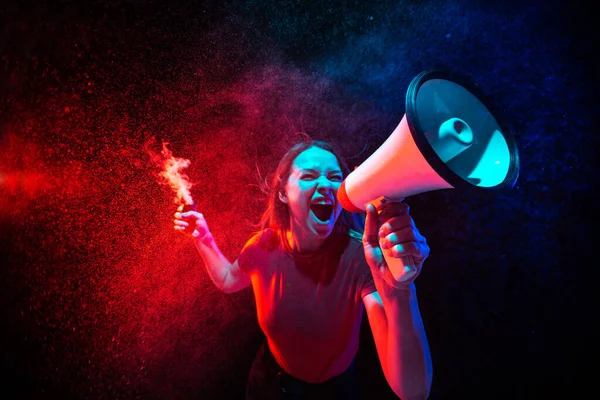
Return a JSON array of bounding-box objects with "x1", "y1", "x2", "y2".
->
[{"x1": 238, "y1": 228, "x2": 376, "y2": 383}]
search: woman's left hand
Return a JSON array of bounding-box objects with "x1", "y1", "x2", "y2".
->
[{"x1": 362, "y1": 201, "x2": 430, "y2": 290}]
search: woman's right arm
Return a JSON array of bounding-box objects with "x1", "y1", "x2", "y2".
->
[{"x1": 174, "y1": 206, "x2": 252, "y2": 294}]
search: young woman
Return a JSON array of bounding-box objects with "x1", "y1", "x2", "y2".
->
[{"x1": 174, "y1": 140, "x2": 432, "y2": 399}]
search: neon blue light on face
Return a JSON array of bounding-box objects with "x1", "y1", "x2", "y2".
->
[{"x1": 280, "y1": 147, "x2": 345, "y2": 249}]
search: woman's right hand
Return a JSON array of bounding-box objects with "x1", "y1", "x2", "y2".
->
[{"x1": 174, "y1": 205, "x2": 211, "y2": 240}]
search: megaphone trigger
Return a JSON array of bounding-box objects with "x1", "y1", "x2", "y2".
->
[
  {"x1": 367, "y1": 196, "x2": 405, "y2": 212},
  {"x1": 368, "y1": 196, "x2": 387, "y2": 211}
]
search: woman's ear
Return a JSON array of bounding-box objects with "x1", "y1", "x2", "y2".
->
[{"x1": 278, "y1": 191, "x2": 288, "y2": 204}]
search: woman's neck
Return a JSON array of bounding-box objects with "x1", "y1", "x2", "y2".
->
[{"x1": 285, "y1": 229, "x2": 326, "y2": 253}]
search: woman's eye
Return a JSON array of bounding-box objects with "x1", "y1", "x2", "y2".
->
[{"x1": 301, "y1": 173, "x2": 342, "y2": 181}]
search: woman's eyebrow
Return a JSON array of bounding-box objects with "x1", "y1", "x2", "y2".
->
[{"x1": 301, "y1": 167, "x2": 343, "y2": 174}]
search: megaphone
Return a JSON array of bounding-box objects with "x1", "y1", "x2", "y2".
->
[{"x1": 337, "y1": 70, "x2": 519, "y2": 283}]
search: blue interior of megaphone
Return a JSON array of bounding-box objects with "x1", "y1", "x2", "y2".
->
[{"x1": 406, "y1": 71, "x2": 519, "y2": 190}]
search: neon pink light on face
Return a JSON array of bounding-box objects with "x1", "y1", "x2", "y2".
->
[{"x1": 280, "y1": 147, "x2": 344, "y2": 252}]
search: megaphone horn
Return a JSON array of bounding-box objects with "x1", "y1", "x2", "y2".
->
[{"x1": 338, "y1": 70, "x2": 520, "y2": 283}]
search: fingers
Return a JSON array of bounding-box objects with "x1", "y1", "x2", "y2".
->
[
  {"x1": 174, "y1": 218, "x2": 192, "y2": 235},
  {"x1": 380, "y1": 225, "x2": 422, "y2": 246},
  {"x1": 174, "y1": 210, "x2": 202, "y2": 219},
  {"x1": 362, "y1": 203, "x2": 380, "y2": 246},
  {"x1": 174, "y1": 219, "x2": 189, "y2": 227},
  {"x1": 173, "y1": 209, "x2": 205, "y2": 236},
  {"x1": 378, "y1": 215, "x2": 416, "y2": 238},
  {"x1": 378, "y1": 215, "x2": 429, "y2": 260},
  {"x1": 365, "y1": 201, "x2": 415, "y2": 245},
  {"x1": 377, "y1": 201, "x2": 409, "y2": 220},
  {"x1": 386, "y1": 240, "x2": 430, "y2": 259}
]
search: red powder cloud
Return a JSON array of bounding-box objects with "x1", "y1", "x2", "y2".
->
[{"x1": 3, "y1": 60, "x2": 388, "y2": 397}]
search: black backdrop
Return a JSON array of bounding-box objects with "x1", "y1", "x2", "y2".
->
[{"x1": 1, "y1": 0, "x2": 596, "y2": 399}]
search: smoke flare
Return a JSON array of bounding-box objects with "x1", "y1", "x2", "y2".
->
[{"x1": 158, "y1": 142, "x2": 194, "y2": 205}]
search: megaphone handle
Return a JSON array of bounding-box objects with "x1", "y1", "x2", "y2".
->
[
  {"x1": 369, "y1": 196, "x2": 417, "y2": 283},
  {"x1": 382, "y1": 250, "x2": 417, "y2": 283}
]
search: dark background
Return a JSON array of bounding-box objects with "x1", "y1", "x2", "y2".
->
[{"x1": 0, "y1": 0, "x2": 596, "y2": 399}]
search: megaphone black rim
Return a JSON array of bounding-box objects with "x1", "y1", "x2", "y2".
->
[{"x1": 405, "y1": 70, "x2": 520, "y2": 191}]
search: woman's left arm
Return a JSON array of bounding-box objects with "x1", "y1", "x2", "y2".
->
[{"x1": 362, "y1": 202, "x2": 433, "y2": 400}]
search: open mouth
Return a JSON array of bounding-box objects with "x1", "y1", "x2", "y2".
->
[{"x1": 310, "y1": 204, "x2": 334, "y2": 223}]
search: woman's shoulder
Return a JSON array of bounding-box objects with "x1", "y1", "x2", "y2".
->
[
  {"x1": 238, "y1": 228, "x2": 280, "y2": 273},
  {"x1": 244, "y1": 228, "x2": 280, "y2": 252}
]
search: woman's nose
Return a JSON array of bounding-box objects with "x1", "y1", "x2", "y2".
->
[{"x1": 316, "y1": 176, "x2": 334, "y2": 191}]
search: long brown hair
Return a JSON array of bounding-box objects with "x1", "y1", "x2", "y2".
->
[{"x1": 257, "y1": 140, "x2": 364, "y2": 239}]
